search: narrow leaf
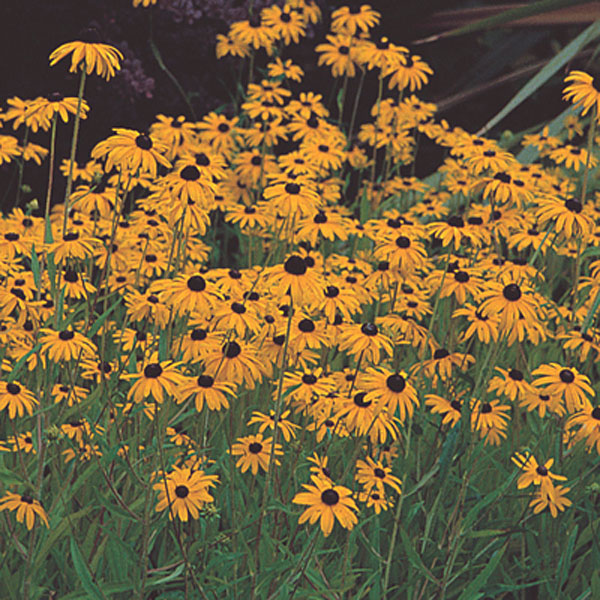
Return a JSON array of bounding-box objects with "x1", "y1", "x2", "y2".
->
[{"x1": 479, "y1": 20, "x2": 600, "y2": 134}]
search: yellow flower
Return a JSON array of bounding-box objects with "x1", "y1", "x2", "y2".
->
[
  {"x1": 49, "y1": 35, "x2": 123, "y2": 81},
  {"x1": 563, "y1": 70, "x2": 600, "y2": 118}
]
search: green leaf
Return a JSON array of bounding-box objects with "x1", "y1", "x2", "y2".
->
[
  {"x1": 399, "y1": 527, "x2": 438, "y2": 585},
  {"x1": 87, "y1": 296, "x2": 122, "y2": 339},
  {"x1": 479, "y1": 19, "x2": 600, "y2": 134},
  {"x1": 555, "y1": 525, "x2": 579, "y2": 594},
  {"x1": 7, "y1": 343, "x2": 41, "y2": 382},
  {"x1": 30, "y1": 245, "x2": 41, "y2": 288},
  {"x1": 434, "y1": 0, "x2": 592, "y2": 40},
  {"x1": 69, "y1": 537, "x2": 105, "y2": 600},
  {"x1": 457, "y1": 544, "x2": 506, "y2": 600}
]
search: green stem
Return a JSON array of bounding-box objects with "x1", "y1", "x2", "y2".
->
[
  {"x1": 43, "y1": 114, "x2": 58, "y2": 244},
  {"x1": 62, "y1": 68, "x2": 87, "y2": 236}
]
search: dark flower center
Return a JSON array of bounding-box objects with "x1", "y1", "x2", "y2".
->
[
  {"x1": 191, "y1": 328, "x2": 207, "y2": 341},
  {"x1": 468, "y1": 216, "x2": 483, "y2": 225},
  {"x1": 144, "y1": 363, "x2": 163, "y2": 378},
  {"x1": 374, "y1": 468, "x2": 386, "y2": 478},
  {"x1": 6, "y1": 382, "x2": 21, "y2": 395},
  {"x1": 447, "y1": 215, "x2": 464, "y2": 227},
  {"x1": 321, "y1": 489, "x2": 339, "y2": 505},
  {"x1": 314, "y1": 211, "x2": 327, "y2": 224},
  {"x1": 396, "y1": 236, "x2": 411, "y2": 248},
  {"x1": 197, "y1": 374, "x2": 214, "y2": 388},
  {"x1": 175, "y1": 485, "x2": 189, "y2": 498},
  {"x1": 218, "y1": 122, "x2": 230, "y2": 132},
  {"x1": 450, "y1": 400, "x2": 462, "y2": 411},
  {"x1": 378, "y1": 261, "x2": 390, "y2": 271},
  {"x1": 249, "y1": 442, "x2": 263, "y2": 453},
  {"x1": 285, "y1": 182, "x2": 301, "y2": 195},
  {"x1": 273, "y1": 334, "x2": 285, "y2": 346},
  {"x1": 325, "y1": 285, "x2": 339, "y2": 298},
  {"x1": 63, "y1": 232, "x2": 79, "y2": 241},
  {"x1": 59, "y1": 330, "x2": 75, "y2": 341},
  {"x1": 187, "y1": 275, "x2": 206, "y2": 291},
  {"x1": 361, "y1": 322, "x2": 378, "y2": 336},
  {"x1": 299, "y1": 318, "x2": 315, "y2": 333},
  {"x1": 338, "y1": 44, "x2": 349, "y2": 55},
  {"x1": 502, "y1": 284, "x2": 521, "y2": 301},
  {"x1": 591, "y1": 406, "x2": 600, "y2": 419},
  {"x1": 536, "y1": 465, "x2": 548, "y2": 476},
  {"x1": 494, "y1": 172, "x2": 511, "y2": 183},
  {"x1": 135, "y1": 134, "x2": 153, "y2": 150},
  {"x1": 455, "y1": 271, "x2": 469, "y2": 283},
  {"x1": 354, "y1": 392, "x2": 371, "y2": 407},
  {"x1": 386, "y1": 374, "x2": 406, "y2": 393},
  {"x1": 565, "y1": 198, "x2": 582, "y2": 213},
  {"x1": 4, "y1": 232, "x2": 19, "y2": 241},
  {"x1": 181, "y1": 165, "x2": 200, "y2": 181},
  {"x1": 559, "y1": 369, "x2": 575, "y2": 383},
  {"x1": 64, "y1": 269, "x2": 79, "y2": 283},
  {"x1": 302, "y1": 374, "x2": 317, "y2": 384},
  {"x1": 224, "y1": 341, "x2": 241, "y2": 358},
  {"x1": 195, "y1": 152, "x2": 210, "y2": 166},
  {"x1": 231, "y1": 302, "x2": 246, "y2": 314},
  {"x1": 433, "y1": 348, "x2": 449, "y2": 359},
  {"x1": 21, "y1": 495, "x2": 34, "y2": 504},
  {"x1": 284, "y1": 255, "x2": 307, "y2": 275},
  {"x1": 509, "y1": 369, "x2": 524, "y2": 381}
]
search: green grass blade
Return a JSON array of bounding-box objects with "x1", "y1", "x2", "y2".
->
[
  {"x1": 457, "y1": 544, "x2": 507, "y2": 600},
  {"x1": 69, "y1": 536, "x2": 106, "y2": 600},
  {"x1": 479, "y1": 19, "x2": 600, "y2": 134},
  {"x1": 433, "y1": 0, "x2": 591, "y2": 40}
]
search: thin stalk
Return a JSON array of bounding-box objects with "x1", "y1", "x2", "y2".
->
[
  {"x1": 44, "y1": 114, "x2": 58, "y2": 244},
  {"x1": 62, "y1": 68, "x2": 87, "y2": 236}
]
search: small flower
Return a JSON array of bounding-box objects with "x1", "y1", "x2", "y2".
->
[
  {"x1": 154, "y1": 466, "x2": 218, "y2": 521},
  {"x1": 0, "y1": 492, "x2": 49, "y2": 530},
  {"x1": 563, "y1": 70, "x2": 600, "y2": 118},
  {"x1": 292, "y1": 475, "x2": 358, "y2": 537},
  {"x1": 229, "y1": 434, "x2": 283, "y2": 475}
]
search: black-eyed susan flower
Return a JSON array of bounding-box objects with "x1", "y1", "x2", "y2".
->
[
  {"x1": 154, "y1": 466, "x2": 217, "y2": 521},
  {"x1": 358, "y1": 489, "x2": 390, "y2": 514},
  {"x1": 487, "y1": 367, "x2": 533, "y2": 403},
  {"x1": 267, "y1": 57, "x2": 304, "y2": 82},
  {"x1": 563, "y1": 70, "x2": 600, "y2": 118},
  {"x1": 549, "y1": 145, "x2": 597, "y2": 172},
  {"x1": 418, "y1": 348, "x2": 475, "y2": 382},
  {"x1": 292, "y1": 475, "x2": 358, "y2": 537},
  {"x1": 266, "y1": 255, "x2": 324, "y2": 306},
  {"x1": 529, "y1": 485, "x2": 572, "y2": 518},
  {"x1": 519, "y1": 389, "x2": 565, "y2": 419},
  {"x1": 247, "y1": 409, "x2": 300, "y2": 442},
  {"x1": 331, "y1": 4, "x2": 380, "y2": 34},
  {"x1": 360, "y1": 367, "x2": 419, "y2": 424},
  {"x1": 230, "y1": 434, "x2": 282, "y2": 475},
  {"x1": 470, "y1": 398, "x2": 510, "y2": 445},
  {"x1": 91, "y1": 129, "x2": 171, "y2": 177},
  {"x1": 512, "y1": 452, "x2": 567, "y2": 500},
  {"x1": 152, "y1": 273, "x2": 221, "y2": 318},
  {"x1": 0, "y1": 381, "x2": 38, "y2": 419},
  {"x1": 338, "y1": 322, "x2": 393, "y2": 363},
  {"x1": 355, "y1": 456, "x2": 402, "y2": 495},
  {"x1": 0, "y1": 492, "x2": 49, "y2": 530},
  {"x1": 425, "y1": 393, "x2": 463, "y2": 428},
  {"x1": 315, "y1": 34, "x2": 359, "y2": 78},
  {"x1": 179, "y1": 374, "x2": 236, "y2": 412},
  {"x1": 385, "y1": 54, "x2": 433, "y2": 92},
  {"x1": 125, "y1": 356, "x2": 186, "y2": 404},
  {"x1": 479, "y1": 280, "x2": 541, "y2": 332},
  {"x1": 566, "y1": 401, "x2": 600, "y2": 453},
  {"x1": 39, "y1": 328, "x2": 96, "y2": 362},
  {"x1": 49, "y1": 34, "x2": 123, "y2": 81},
  {"x1": 453, "y1": 303, "x2": 500, "y2": 344},
  {"x1": 262, "y1": 4, "x2": 306, "y2": 45},
  {"x1": 531, "y1": 363, "x2": 594, "y2": 413},
  {"x1": 536, "y1": 196, "x2": 593, "y2": 239},
  {"x1": 203, "y1": 340, "x2": 267, "y2": 389},
  {"x1": 47, "y1": 231, "x2": 97, "y2": 263}
]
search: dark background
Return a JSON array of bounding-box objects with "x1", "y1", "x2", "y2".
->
[{"x1": 0, "y1": 0, "x2": 589, "y2": 206}]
